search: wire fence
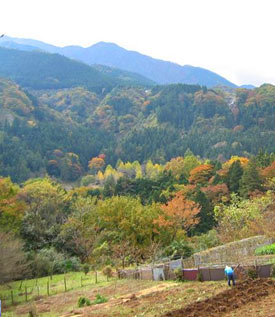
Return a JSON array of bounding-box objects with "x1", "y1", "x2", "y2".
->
[
  {"x1": 119, "y1": 257, "x2": 275, "y2": 282},
  {"x1": 0, "y1": 271, "x2": 112, "y2": 308}
]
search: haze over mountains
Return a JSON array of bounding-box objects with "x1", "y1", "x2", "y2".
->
[
  {"x1": 1, "y1": 34, "x2": 273, "y2": 184},
  {"x1": 0, "y1": 36, "x2": 239, "y2": 88}
]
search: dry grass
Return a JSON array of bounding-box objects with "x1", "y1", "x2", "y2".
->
[{"x1": 2, "y1": 278, "x2": 228, "y2": 316}]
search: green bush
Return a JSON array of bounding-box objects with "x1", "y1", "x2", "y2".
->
[
  {"x1": 174, "y1": 268, "x2": 184, "y2": 282},
  {"x1": 78, "y1": 296, "x2": 91, "y2": 307},
  {"x1": 30, "y1": 248, "x2": 81, "y2": 277},
  {"x1": 92, "y1": 294, "x2": 108, "y2": 305},
  {"x1": 247, "y1": 268, "x2": 258, "y2": 279},
  {"x1": 255, "y1": 243, "x2": 275, "y2": 255},
  {"x1": 193, "y1": 229, "x2": 221, "y2": 252},
  {"x1": 197, "y1": 271, "x2": 203, "y2": 282},
  {"x1": 81, "y1": 175, "x2": 96, "y2": 186},
  {"x1": 164, "y1": 240, "x2": 194, "y2": 259},
  {"x1": 83, "y1": 263, "x2": 90, "y2": 275},
  {"x1": 102, "y1": 265, "x2": 113, "y2": 278}
]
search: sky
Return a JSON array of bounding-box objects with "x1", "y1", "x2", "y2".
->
[{"x1": 1, "y1": 0, "x2": 275, "y2": 86}]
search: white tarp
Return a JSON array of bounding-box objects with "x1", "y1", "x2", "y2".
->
[{"x1": 153, "y1": 267, "x2": 165, "y2": 280}]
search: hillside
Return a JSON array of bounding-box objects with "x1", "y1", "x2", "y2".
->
[
  {"x1": 0, "y1": 76, "x2": 274, "y2": 182},
  {"x1": 92, "y1": 64, "x2": 155, "y2": 86},
  {"x1": 0, "y1": 37, "x2": 237, "y2": 87},
  {"x1": 0, "y1": 46, "x2": 154, "y2": 94},
  {"x1": 0, "y1": 47, "x2": 116, "y2": 93}
]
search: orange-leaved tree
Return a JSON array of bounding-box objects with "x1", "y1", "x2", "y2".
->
[
  {"x1": 262, "y1": 161, "x2": 275, "y2": 180},
  {"x1": 188, "y1": 164, "x2": 214, "y2": 185},
  {"x1": 154, "y1": 191, "x2": 201, "y2": 239},
  {"x1": 88, "y1": 154, "x2": 105, "y2": 173}
]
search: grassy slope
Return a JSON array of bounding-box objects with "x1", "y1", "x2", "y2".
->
[{"x1": 1, "y1": 273, "x2": 227, "y2": 316}]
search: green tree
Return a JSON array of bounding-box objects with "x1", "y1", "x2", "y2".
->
[
  {"x1": 19, "y1": 178, "x2": 71, "y2": 251},
  {"x1": 0, "y1": 177, "x2": 25, "y2": 234},
  {"x1": 96, "y1": 196, "x2": 162, "y2": 264},
  {"x1": 191, "y1": 189, "x2": 214, "y2": 234},
  {"x1": 58, "y1": 197, "x2": 99, "y2": 262},
  {"x1": 227, "y1": 160, "x2": 243, "y2": 193},
  {"x1": 240, "y1": 159, "x2": 263, "y2": 197}
]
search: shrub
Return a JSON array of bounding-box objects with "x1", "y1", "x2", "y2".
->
[
  {"x1": 192, "y1": 229, "x2": 221, "y2": 252},
  {"x1": 174, "y1": 268, "x2": 184, "y2": 282},
  {"x1": 83, "y1": 263, "x2": 90, "y2": 275},
  {"x1": 247, "y1": 268, "x2": 258, "y2": 279},
  {"x1": 78, "y1": 296, "x2": 91, "y2": 308},
  {"x1": 197, "y1": 271, "x2": 203, "y2": 282},
  {"x1": 255, "y1": 243, "x2": 275, "y2": 256},
  {"x1": 102, "y1": 266, "x2": 113, "y2": 278},
  {"x1": 0, "y1": 232, "x2": 30, "y2": 283},
  {"x1": 30, "y1": 248, "x2": 81, "y2": 277},
  {"x1": 81, "y1": 175, "x2": 96, "y2": 186},
  {"x1": 28, "y1": 305, "x2": 38, "y2": 317},
  {"x1": 164, "y1": 240, "x2": 194, "y2": 259},
  {"x1": 92, "y1": 294, "x2": 108, "y2": 305}
]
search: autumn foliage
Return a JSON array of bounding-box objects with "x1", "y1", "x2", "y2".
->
[
  {"x1": 155, "y1": 191, "x2": 200, "y2": 237},
  {"x1": 88, "y1": 155, "x2": 105, "y2": 171},
  {"x1": 189, "y1": 164, "x2": 214, "y2": 184},
  {"x1": 262, "y1": 161, "x2": 275, "y2": 179},
  {"x1": 201, "y1": 183, "x2": 229, "y2": 204},
  {"x1": 223, "y1": 156, "x2": 249, "y2": 169}
]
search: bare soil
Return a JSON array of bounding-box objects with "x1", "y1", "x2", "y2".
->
[
  {"x1": 11, "y1": 278, "x2": 275, "y2": 316},
  {"x1": 163, "y1": 278, "x2": 275, "y2": 317}
]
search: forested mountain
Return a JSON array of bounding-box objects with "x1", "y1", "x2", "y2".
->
[
  {"x1": 1, "y1": 73, "x2": 275, "y2": 276},
  {"x1": 0, "y1": 47, "x2": 153, "y2": 93},
  {"x1": 0, "y1": 37, "x2": 237, "y2": 87},
  {"x1": 92, "y1": 64, "x2": 155, "y2": 86},
  {"x1": 0, "y1": 75, "x2": 274, "y2": 183},
  {"x1": 0, "y1": 47, "x2": 115, "y2": 93}
]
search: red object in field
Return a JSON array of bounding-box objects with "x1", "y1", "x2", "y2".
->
[{"x1": 183, "y1": 269, "x2": 198, "y2": 281}]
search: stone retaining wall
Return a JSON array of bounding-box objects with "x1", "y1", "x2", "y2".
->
[{"x1": 183, "y1": 236, "x2": 274, "y2": 268}]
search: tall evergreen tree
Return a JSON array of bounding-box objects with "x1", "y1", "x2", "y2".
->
[
  {"x1": 240, "y1": 159, "x2": 263, "y2": 197},
  {"x1": 227, "y1": 160, "x2": 243, "y2": 193},
  {"x1": 190, "y1": 188, "x2": 214, "y2": 235}
]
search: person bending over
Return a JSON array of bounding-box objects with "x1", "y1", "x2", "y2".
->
[{"x1": 224, "y1": 265, "x2": 235, "y2": 286}]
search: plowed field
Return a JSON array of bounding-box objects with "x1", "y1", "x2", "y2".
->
[{"x1": 164, "y1": 279, "x2": 275, "y2": 317}]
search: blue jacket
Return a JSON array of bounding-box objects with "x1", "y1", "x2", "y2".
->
[{"x1": 225, "y1": 267, "x2": 234, "y2": 275}]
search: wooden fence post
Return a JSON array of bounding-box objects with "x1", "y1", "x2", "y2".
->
[
  {"x1": 81, "y1": 276, "x2": 83, "y2": 287},
  {"x1": 47, "y1": 281, "x2": 50, "y2": 296},
  {"x1": 64, "y1": 276, "x2": 67, "y2": 292},
  {"x1": 37, "y1": 286, "x2": 39, "y2": 297},
  {"x1": 95, "y1": 271, "x2": 98, "y2": 284},
  {"x1": 25, "y1": 286, "x2": 28, "y2": 302},
  {"x1": 11, "y1": 291, "x2": 14, "y2": 305}
]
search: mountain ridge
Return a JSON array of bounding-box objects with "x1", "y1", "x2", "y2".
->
[{"x1": 1, "y1": 36, "x2": 237, "y2": 88}]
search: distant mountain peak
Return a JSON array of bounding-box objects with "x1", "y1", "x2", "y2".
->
[{"x1": 0, "y1": 36, "x2": 237, "y2": 88}]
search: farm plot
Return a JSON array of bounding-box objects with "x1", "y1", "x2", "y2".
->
[{"x1": 163, "y1": 278, "x2": 275, "y2": 317}]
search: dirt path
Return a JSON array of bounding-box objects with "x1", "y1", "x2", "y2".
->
[
  {"x1": 15, "y1": 281, "x2": 177, "y2": 316},
  {"x1": 163, "y1": 279, "x2": 275, "y2": 317},
  {"x1": 61, "y1": 283, "x2": 178, "y2": 316}
]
